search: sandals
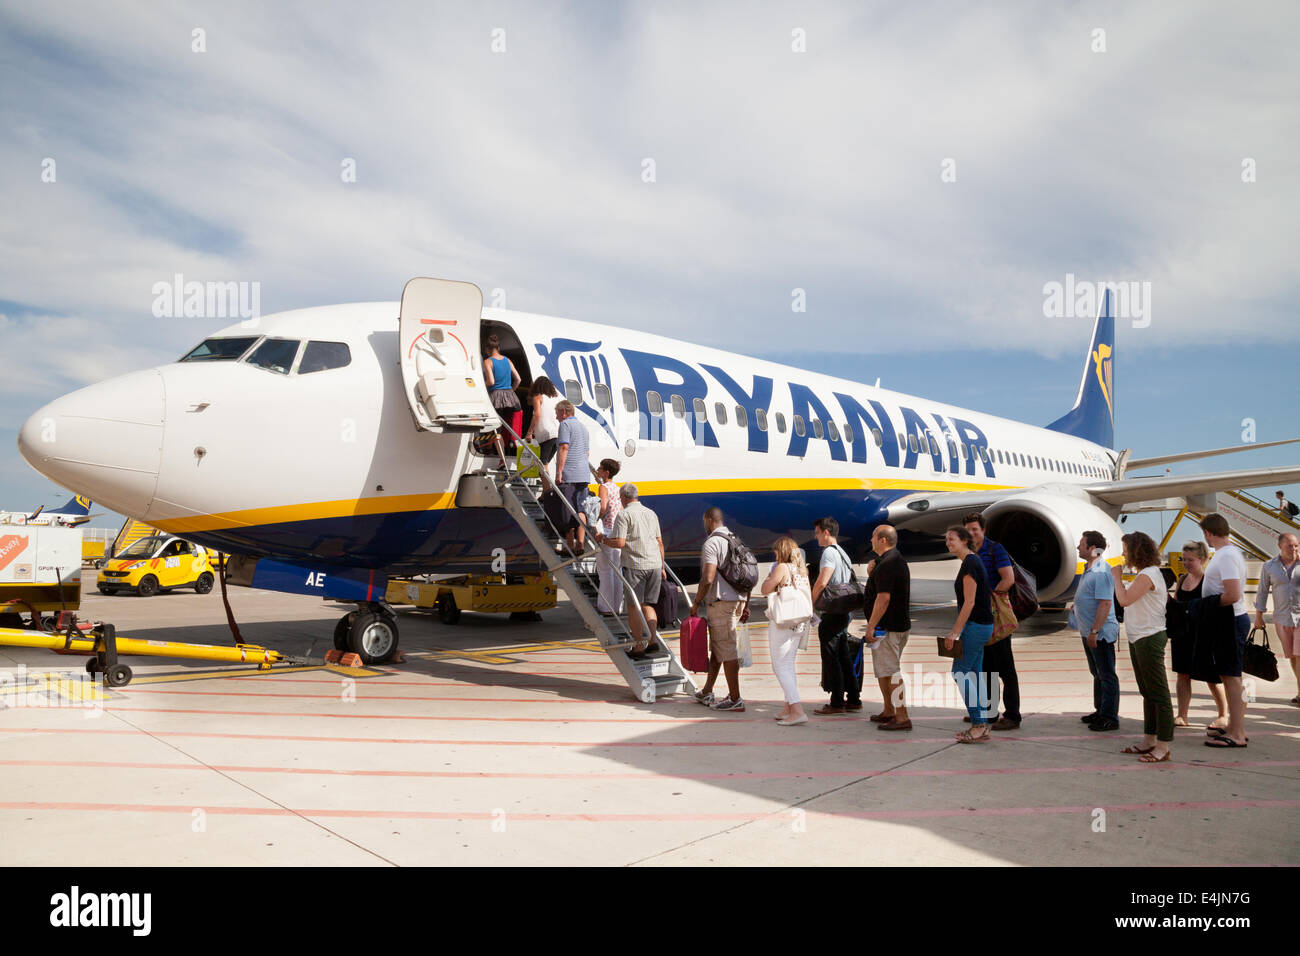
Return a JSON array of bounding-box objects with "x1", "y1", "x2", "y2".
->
[
  {"x1": 1173, "y1": 716, "x2": 1189, "y2": 727},
  {"x1": 1139, "y1": 750, "x2": 1172, "y2": 763},
  {"x1": 956, "y1": 728, "x2": 990, "y2": 744},
  {"x1": 1121, "y1": 744, "x2": 1156, "y2": 755},
  {"x1": 1206, "y1": 727, "x2": 1249, "y2": 742},
  {"x1": 1203, "y1": 736, "x2": 1247, "y2": 748}
]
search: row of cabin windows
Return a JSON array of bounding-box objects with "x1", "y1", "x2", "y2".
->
[{"x1": 565, "y1": 377, "x2": 1111, "y2": 477}]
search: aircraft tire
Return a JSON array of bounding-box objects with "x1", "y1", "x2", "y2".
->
[
  {"x1": 348, "y1": 611, "x2": 399, "y2": 665},
  {"x1": 333, "y1": 614, "x2": 351, "y2": 651}
]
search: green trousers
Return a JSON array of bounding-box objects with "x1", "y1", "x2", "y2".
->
[{"x1": 1128, "y1": 630, "x2": 1174, "y2": 742}]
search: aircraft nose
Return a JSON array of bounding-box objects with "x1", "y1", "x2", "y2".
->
[{"x1": 18, "y1": 369, "x2": 165, "y2": 516}]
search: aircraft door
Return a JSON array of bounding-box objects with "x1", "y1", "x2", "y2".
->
[{"x1": 399, "y1": 277, "x2": 497, "y2": 432}]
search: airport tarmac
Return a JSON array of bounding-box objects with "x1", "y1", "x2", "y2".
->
[{"x1": 1, "y1": 560, "x2": 1297, "y2": 867}]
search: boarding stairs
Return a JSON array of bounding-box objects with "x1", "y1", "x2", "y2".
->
[
  {"x1": 1186, "y1": 489, "x2": 1300, "y2": 560},
  {"x1": 468, "y1": 438, "x2": 698, "y2": 703}
]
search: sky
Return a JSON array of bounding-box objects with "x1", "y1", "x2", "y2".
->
[{"x1": 0, "y1": 0, "x2": 1297, "y2": 545}]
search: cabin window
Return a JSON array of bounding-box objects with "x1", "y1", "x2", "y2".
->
[
  {"x1": 961, "y1": 444, "x2": 968, "y2": 460},
  {"x1": 827, "y1": 421, "x2": 840, "y2": 442},
  {"x1": 181, "y1": 336, "x2": 260, "y2": 363},
  {"x1": 776, "y1": 412, "x2": 787, "y2": 433},
  {"x1": 715, "y1": 402, "x2": 728, "y2": 425},
  {"x1": 811, "y1": 419, "x2": 824, "y2": 439},
  {"x1": 897, "y1": 432, "x2": 906, "y2": 450},
  {"x1": 735, "y1": 406, "x2": 748, "y2": 428},
  {"x1": 594, "y1": 383, "x2": 612, "y2": 409},
  {"x1": 298, "y1": 341, "x2": 351, "y2": 374},
  {"x1": 646, "y1": 390, "x2": 663, "y2": 415},
  {"x1": 670, "y1": 394, "x2": 686, "y2": 418},
  {"x1": 246, "y1": 338, "x2": 300, "y2": 375},
  {"x1": 622, "y1": 388, "x2": 638, "y2": 412},
  {"x1": 873, "y1": 428, "x2": 884, "y2": 448},
  {"x1": 907, "y1": 434, "x2": 918, "y2": 453},
  {"x1": 564, "y1": 380, "x2": 584, "y2": 406},
  {"x1": 756, "y1": 408, "x2": 769, "y2": 432},
  {"x1": 842, "y1": 423, "x2": 853, "y2": 443},
  {"x1": 793, "y1": 415, "x2": 806, "y2": 437},
  {"x1": 693, "y1": 398, "x2": 707, "y2": 420}
]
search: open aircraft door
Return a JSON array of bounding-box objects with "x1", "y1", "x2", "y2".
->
[{"x1": 399, "y1": 277, "x2": 497, "y2": 433}]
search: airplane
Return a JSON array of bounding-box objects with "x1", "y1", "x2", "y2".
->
[
  {"x1": 16, "y1": 278, "x2": 1300, "y2": 663},
  {"x1": 0, "y1": 494, "x2": 97, "y2": 527}
]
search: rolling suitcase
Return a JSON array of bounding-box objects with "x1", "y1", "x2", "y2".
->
[
  {"x1": 655, "y1": 577, "x2": 681, "y2": 629},
  {"x1": 680, "y1": 615, "x2": 709, "y2": 672}
]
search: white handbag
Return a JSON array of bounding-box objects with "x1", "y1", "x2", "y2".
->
[
  {"x1": 737, "y1": 624, "x2": 753, "y2": 668},
  {"x1": 768, "y1": 565, "x2": 814, "y2": 627},
  {"x1": 582, "y1": 494, "x2": 602, "y2": 527}
]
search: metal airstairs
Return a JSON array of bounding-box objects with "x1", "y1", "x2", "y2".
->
[
  {"x1": 1161, "y1": 488, "x2": 1300, "y2": 561},
  {"x1": 460, "y1": 439, "x2": 698, "y2": 703}
]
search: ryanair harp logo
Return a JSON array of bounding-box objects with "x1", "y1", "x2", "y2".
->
[{"x1": 1092, "y1": 344, "x2": 1114, "y2": 422}]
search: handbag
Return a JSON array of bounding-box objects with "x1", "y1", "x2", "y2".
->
[
  {"x1": 1009, "y1": 560, "x2": 1039, "y2": 620},
  {"x1": 937, "y1": 636, "x2": 963, "y2": 659},
  {"x1": 582, "y1": 493, "x2": 602, "y2": 528},
  {"x1": 768, "y1": 564, "x2": 814, "y2": 627},
  {"x1": 813, "y1": 545, "x2": 864, "y2": 614},
  {"x1": 990, "y1": 590, "x2": 1018, "y2": 644},
  {"x1": 1243, "y1": 627, "x2": 1280, "y2": 682}
]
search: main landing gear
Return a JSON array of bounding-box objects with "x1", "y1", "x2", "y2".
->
[{"x1": 332, "y1": 602, "x2": 400, "y2": 665}]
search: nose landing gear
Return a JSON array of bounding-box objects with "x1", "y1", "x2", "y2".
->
[{"x1": 331, "y1": 602, "x2": 400, "y2": 665}]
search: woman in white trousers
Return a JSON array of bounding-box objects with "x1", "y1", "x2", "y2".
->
[
  {"x1": 761, "y1": 536, "x2": 811, "y2": 726},
  {"x1": 595, "y1": 459, "x2": 624, "y2": 615}
]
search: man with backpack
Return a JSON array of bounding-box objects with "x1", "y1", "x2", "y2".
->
[{"x1": 689, "y1": 507, "x2": 756, "y2": 712}]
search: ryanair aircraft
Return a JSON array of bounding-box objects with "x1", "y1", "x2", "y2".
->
[{"x1": 17, "y1": 278, "x2": 1300, "y2": 658}]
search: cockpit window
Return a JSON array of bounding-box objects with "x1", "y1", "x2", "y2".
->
[
  {"x1": 298, "y1": 341, "x2": 351, "y2": 374},
  {"x1": 180, "y1": 337, "x2": 260, "y2": 363},
  {"x1": 246, "y1": 338, "x2": 301, "y2": 375}
]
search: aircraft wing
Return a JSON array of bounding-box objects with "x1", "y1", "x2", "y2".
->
[{"x1": 1086, "y1": 465, "x2": 1300, "y2": 508}]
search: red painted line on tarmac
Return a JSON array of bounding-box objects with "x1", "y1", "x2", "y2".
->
[
  {"x1": 0, "y1": 758, "x2": 1293, "y2": 780},
  {"x1": 5, "y1": 726, "x2": 1292, "y2": 748},
  {"x1": 103, "y1": 705, "x2": 715, "y2": 724},
  {"x1": 1, "y1": 798, "x2": 1295, "y2": 823},
  {"x1": 117, "y1": 688, "x2": 625, "y2": 704}
]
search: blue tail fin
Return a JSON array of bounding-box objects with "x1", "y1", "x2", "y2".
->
[
  {"x1": 53, "y1": 494, "x2": 92, "y2": 516},
  {"x1": 1046, "y1": 288, "x2": 1115, "y2": 448}
]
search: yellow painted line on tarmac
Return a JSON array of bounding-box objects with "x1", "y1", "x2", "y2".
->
[
  {"x1": 91, "y1": 663, "x2": 387, "y2": 686},
  {"x1": 0, "y1": 673, "x2": 108, "y2": 703},
  {"x1": 416, "y1": 640, "x2": 607, "y2": 666}
]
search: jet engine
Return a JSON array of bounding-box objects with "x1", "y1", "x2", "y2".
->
[{"x1": 984, "y1": 491, "x2": 1123, "y2": 601}]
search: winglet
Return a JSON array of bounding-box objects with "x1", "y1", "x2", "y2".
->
[{"x1": 1046, "y1": 288, "x2": 1115, "y2": 448}]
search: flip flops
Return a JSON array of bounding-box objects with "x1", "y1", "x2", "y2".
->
[
  {"x1": 1203, "y1": 736, "x2": 1247, "y2": 748},
  {"x1": 1139, "y1": 751, "x2": 1172, "y2": 763},
  {"x1": 1121, "y1": 744, "x2": 1156, "y2": 755}
]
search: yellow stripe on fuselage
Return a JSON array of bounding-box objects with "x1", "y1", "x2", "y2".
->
[{"x1": 147, "y1": 477, "x2": 1021, "y2": 535}]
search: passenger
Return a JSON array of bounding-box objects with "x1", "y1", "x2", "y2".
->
[
  {"x1": 963, "y1": 512, "x2": 1021, "y2": 731},
  {"x1": 687, "y1": 507, "x2": 752, "y2": 713},
  {"x1": 1111, "y1": 532, "x2": 1173, "y2": 762},
  {"x1": 594, "y1": 483, "x2": 664, "y2": 656},
  {"x1": 483, "y1": 334, "x2": 523, "y2": 466},
  {"x1": 810, "y1": 517, "x2": 861, "y2": 716},
  {"x1": 1277, "y1": 490, "x2": 1298, "y2": 518},
  {"x1": 1071, "y1": 530, "x2": 1121, "y2": 732},
  {"x1": 552, "y1": 400, "x2": 592, "y2": 554},
  {"x1": 594, "y1": 459, "x2": 624, "y2": 616},
  {"x1": 523, "y1": 376, "x2": 562, "y2": 472},
  {"x1": 862, "y1": 524, "x2": 912, "y2": 731},
  {"x1": 1200, "y1": 513, "x2": 1251, "y2": 749},
  {"x1": 1255, "y1": 532, "x2": 1300, "y2": 706},
  {"x1": 760, "y1": 536, "x2": 811, "y2": 726},
  {"x1": 944, "y1": 525, "x2": 994, "y2": 742},
  {"x1": 1170, "y1": 540, "x2": 1228, "y2": 728}
]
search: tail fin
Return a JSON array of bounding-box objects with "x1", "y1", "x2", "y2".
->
[
  {"x1": 1046, "y1": 288, "x2": 1115, "y2": 448},
  {"x1": 52, "y1": 494, "x2": 92, "y2": 516}
]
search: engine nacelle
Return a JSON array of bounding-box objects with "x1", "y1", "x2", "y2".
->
[{"x1": 984, "y1": 490, "x2": 1123, "y2": 601}]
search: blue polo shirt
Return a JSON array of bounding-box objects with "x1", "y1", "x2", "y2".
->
[
  {"x1": 556, "y1": 416, "x2": 590, "y2": 483},
  {"x1": 977, "y1": 538, "x2": 1012, "y2": 589},
  {"x1": 1070, "y1": 561, "x2": 1119, "y2": 643}
]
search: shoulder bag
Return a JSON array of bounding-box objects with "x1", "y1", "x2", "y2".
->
[{"x1": 814, "y1": 545, "x2": 864, "y2": 614}]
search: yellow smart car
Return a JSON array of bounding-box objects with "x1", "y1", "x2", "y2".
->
[{"x1": 97, "y1": 535, "x2": 215, "y2": 597}]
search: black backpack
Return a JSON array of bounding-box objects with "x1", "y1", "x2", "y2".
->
[{"x1": 708, "y1": 530, "x2": 759, "y2": 594}]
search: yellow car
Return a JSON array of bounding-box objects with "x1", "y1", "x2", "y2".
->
[{"x1": 97, "y1": 535, "x2": 215, "y2": 597}]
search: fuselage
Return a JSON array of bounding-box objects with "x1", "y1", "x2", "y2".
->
[{"x1": 18, "y1": 302, "x2": 1116, "y2": 575}]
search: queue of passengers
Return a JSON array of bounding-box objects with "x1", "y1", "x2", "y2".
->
[{"x1": 489, "y1": 384, "x2": 1288, "y2": 754}]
